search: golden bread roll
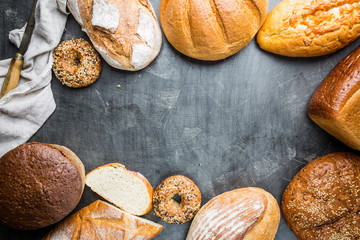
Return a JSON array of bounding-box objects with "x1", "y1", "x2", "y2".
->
[
  {"x1": 307, "y1": 45, "x2": 360, "y2": 150},
  {"x1": 159, "y1": 0, "x2": 268, "y2": 60},
  {"x1": 282, "y1": 152, "x2": 360, "y2": 239},
  {"x1": 257, "y1": 0, "x2": 360, "y2": 57},
  {"x1": 43, "y1": 200, "x2": 163, "y2": 240},
  {"x1": 186, "y1": 187, "x2": 280, "y2": 240}
]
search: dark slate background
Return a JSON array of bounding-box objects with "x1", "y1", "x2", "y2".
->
[{"x1": 1, "y1": 0, "x2": 359, "y2": 239}]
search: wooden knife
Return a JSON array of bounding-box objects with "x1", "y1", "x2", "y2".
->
[{"x1": 0, "y1": 0, "x2": 38, "y2": 98}]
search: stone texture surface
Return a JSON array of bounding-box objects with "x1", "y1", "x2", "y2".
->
[{"x1": 1, "y1": 0, "x2": 360, "y2": 239}]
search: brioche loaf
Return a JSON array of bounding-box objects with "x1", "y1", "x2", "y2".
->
[
  {"x1": 0, "y1": 142, "x2": 85, "y2": 230},
  {"x1": 85, "y1": 163, "x2": 153, "y2": 216},
  {"x1": 67, "y1": 0, "x2": 162, "y2": 71},
  {"x1": 43, "y1": 200, "x2": 163, "y2": 240},
  {"x1": 159, "y1": 0, "x2": 268, "y2": 60},
  {"x1": 282, "y1": 152, "x2": 360, "y2": 240},
  {"x1": 257, "y1": 0, "x2": 360, "y2": 57},
  {"x1": 307, "y1": 45, "x2": 360, "y2": 150},
  {"x1": 186, "y1": 187, "x2": 280, "y2": 240}
]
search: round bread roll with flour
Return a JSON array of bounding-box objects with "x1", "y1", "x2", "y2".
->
[
  {"x1": 67, "y1": 0, "x2": 162, "y2": 71},
  {"x1": 159, "y1": 0, "x2": 268, "y2": 60},
  {"x1": 0, "y1": 143, "x2": 85, "y2": 230},
  {"x1": 186, "y1": 187, "x2": 280, "y2": 240},
  {"x1": 282, "y1": 152, "x2": 360, "y2": 240}
]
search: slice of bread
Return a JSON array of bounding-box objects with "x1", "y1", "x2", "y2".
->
[{"x1": 86, "y1": 163, "x2": 153, "y2": 216}]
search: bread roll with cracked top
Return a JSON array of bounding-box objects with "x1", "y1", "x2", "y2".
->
[
  {"x1": 257, "y1": 0, "x2": 360, "y2": 57},
  {"x1": 186, "y1": 187, "x2": 280, "y2": 240},
  {"x1": 67, "y1": 0, "x2": 162, "y2": 71},
  {"x1": 43, "y1": 200, "x2": 163, "y2": 240}
]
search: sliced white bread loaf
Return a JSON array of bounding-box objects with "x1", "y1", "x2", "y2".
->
[{"x1": 86, "y1": 163, "x2": 153, "y2": 216}]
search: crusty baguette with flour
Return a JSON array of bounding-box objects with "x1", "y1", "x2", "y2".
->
[
  {"x1": 43, "y1": 200, "x2": 163, "y2": 240},
  {"x1": 86, "y1": 163, "x2": 153, "y2": 216},
  {"x1": 186, "y1": 187, "x2": 280, "y2": 240},
  {"x1": 67, "y1": 0, "x2": 162, "y2": 71}
]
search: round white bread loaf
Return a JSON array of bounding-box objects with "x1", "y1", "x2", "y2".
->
[
  {"x1": 67, "y1": 0, "x2": 162, "y2": 71},
  {"x1": 186, "y1": 187, "x2": 280, "y2": 240},
  {"x1": 85, "y1": 163, "x2": 153, "y2": 216}
]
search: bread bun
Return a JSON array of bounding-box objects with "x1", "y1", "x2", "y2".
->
[
  {"x1": 67, "y1": 0, "x2": 162, "y2": 71},
  {"x1": 282, "y1": 152, "x2": 360, "y2": 240},
  {"x1": 307, "y1": 45, "x2": 360, "y2": 150},
  {"x1": 85, "y1": 163, "x2": 153, "y2": 216},
  {"x1": 159, "y1": 0, "x2": 268, "y2": 60},
  {"x1": 186, "y1": 187, "x2": 280, "y2": 240},
  {"x1": 257, "y1": 0, "x2": 360, "y2": 57},
  {"x1": 43, "y1": 200, "x2": 163, "y2": 240},
  {"x1": 0, "y1": 142, "x2": 85, "y2": 230}
]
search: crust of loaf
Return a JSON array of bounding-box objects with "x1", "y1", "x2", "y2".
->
[
  {"x1": 0, "y1": 143, "x2": 85, "y2": 230},
  {"x1": 67, "y1": 0, "x2": 162, "y2": 71},
  {"x1": 243, "y1": 188, "x2": 280, "y2": 240},
  {"x1": 86, "y1": 163, "x2": 153, "y2": 215},
  {"x1": 159, "y1": 0, "x2": 268, "y2": 61},
  {"x1": 307, "y1": 45, "x2": 360, "y2": 150},
  {"x1": 42, "y1": 200, "x2": 163, "y2": 240},
  {"x1": 257, "y1": 0, "x2": 360, "y2": 57},
  {"x1": 186, "y1": 187, "x2": 280, "y2": 240},
  {"x1": 281, "y1": 152, "x2": 360, "y2": 239}
]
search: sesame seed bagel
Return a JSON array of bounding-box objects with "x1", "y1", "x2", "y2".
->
[
  {"x1": 53, "y1": 38, "x2": 101, "y2": 88},
  {"x1": 153, "y1": 175, "x2": 201, "y2": 224},
  {"x1": 282, "y1": 152, "x2": 360, "y2": 240}
]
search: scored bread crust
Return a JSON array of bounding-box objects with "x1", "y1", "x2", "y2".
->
[
  {"x1": 67, "y1": 0, "x2": 162, "y2": 71},
  {"x1": 159, "y1": 0, "x2": 268, "y2": 61},
  {"x1": 186, "y1": 187, "x2": 280, "y2": 240},
  {"x1": 307, "y1": 45, "x2": 360, "y2": 150},
  {"x1": 281, "y1": 152, "x2": 360, "y2": 240},
  {"x1": 257, "y1": 0, "x2": 360, "y2": 57},
  {"x1": 43, "y1": 200, "x2": 163, "y2": 240},
  {"x1": 85, "y1": 163, "x2": 153, "y2": 216}
]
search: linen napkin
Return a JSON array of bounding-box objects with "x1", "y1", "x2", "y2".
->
[{"x1": 0, "y1": 0, "x2": 68, "y2": 157}]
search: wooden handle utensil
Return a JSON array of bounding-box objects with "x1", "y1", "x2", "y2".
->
[{"x1": 0, "y1": 53, "x2": 24, "y2": 98}]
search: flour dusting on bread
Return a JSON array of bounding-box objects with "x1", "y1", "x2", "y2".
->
[{"x1": 92, "y1": 0, "x2": 119, "y2": 33}]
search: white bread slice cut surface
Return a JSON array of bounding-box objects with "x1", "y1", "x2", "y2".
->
[
  {"x1": 67, "y1": 0, "x2": 162, "y2": 71},
  {"x1": 86, "y1": 163, "x2": 153, "y2": 216}
]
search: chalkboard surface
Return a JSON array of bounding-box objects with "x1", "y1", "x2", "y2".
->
[{"x1": 0, "y1": 0, "x2": 359, "y2": 239}]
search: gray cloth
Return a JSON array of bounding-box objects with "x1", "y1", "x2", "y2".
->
[{"x1": 0, "y1": 0, "x2": 68, "y2": 156}]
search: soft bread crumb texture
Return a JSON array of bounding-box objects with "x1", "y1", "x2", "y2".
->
[
  {"x1": 92, "y1": 0, "x2": 120, "y2": 33},
  {"x1": 86, "y1": 164, "x2": 152, "y2": 216},
  {"x1": 257, "y1": 0, "x2": 360, "y2": 57}
]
